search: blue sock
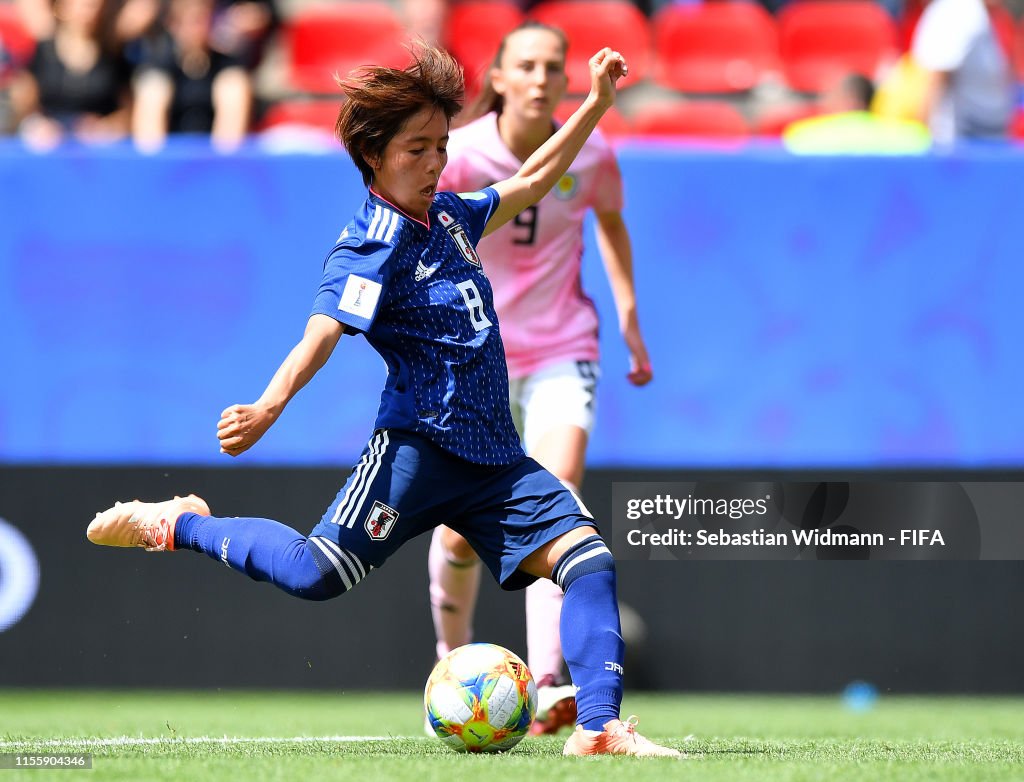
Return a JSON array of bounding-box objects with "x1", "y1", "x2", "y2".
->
[
  {"x1": 553, "y1": 535, "x2": 623, "y2": 731},
  {"x1": 174, "y1": 512, "x2": 369, "y2": 601}
]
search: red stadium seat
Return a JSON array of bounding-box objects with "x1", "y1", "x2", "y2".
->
[
  {"x1": 652, "y1": 3, "x2": 780, "y2": 94},
  {"x1": 285, "y1": 3, "x2": 411, "y2": 94},
  {"x1": 445, "y1": 1, "x2": 525, "y2": 95},
  {"x1": 529, "y1": 0, "x2": 652, "y2": 93},
  {"x1": 631, "y1": 100, "x2": 750, "y2": 139},
  {"x1": 0, "y1": 4, "x2": 36, "y2": 69},
  {"x1": 1012, "y1": 108, "x2": 1024, "y2": 142},
  {"x1": 555, "y1": 99, "x2": 630, "y2": 137},
  {"x1": 779, "y1": 1, "x2": 898, "y2": 93}
]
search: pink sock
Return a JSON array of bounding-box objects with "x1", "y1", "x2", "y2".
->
[
  {"x1": 428, "y1": 525, "x2": 481, "y2": 661},
  {"x1": 525, "y1": 576, "x2": 565, "y2": 686}
]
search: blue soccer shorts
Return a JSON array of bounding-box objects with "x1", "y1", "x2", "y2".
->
[{"x1": 308, "y1": 428, "x2": 596, "y2": 589}]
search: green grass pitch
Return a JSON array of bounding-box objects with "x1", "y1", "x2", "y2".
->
[{"x1": 2, "y1": 691, "x2": 1023, "y2": 781}]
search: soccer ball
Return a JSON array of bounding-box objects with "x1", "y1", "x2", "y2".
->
[{"x1": 424, "y1": 643, "x2": 538, "y2": 753}]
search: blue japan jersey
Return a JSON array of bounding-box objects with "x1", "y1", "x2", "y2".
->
[{"x1": 311, "y1": 188, "x2": 526, "y2": 466}]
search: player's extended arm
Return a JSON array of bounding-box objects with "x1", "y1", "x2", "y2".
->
[
  {"x1": 595, "y1": 210, "x2": 652, "y2": 386},
  {"x1": 217, "y1": 313, "x2": 344, "y2": 456},
  {"x1": 485, "y1": 48, "x2": 627, "y2": 236}
]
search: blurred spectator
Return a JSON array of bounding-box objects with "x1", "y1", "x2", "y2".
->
[
  {"x1": 783, "y1": 72, "x2": 931, "y2": 153},
  {"x1": 910, "y1": 0, "x2": 1014, "y2": 144},
  {"x1": 132, "y1": 0, "x2": 251, "y2": 152},
  {"x1": 9, "y1": 0, "x2": 132, "y2": 149},
  {"x1": 16, "y1": 0, "x2": 160, "y2": 45},
  {"x1": 208, "y1": 0, "x2": 278, "y2": 70}
]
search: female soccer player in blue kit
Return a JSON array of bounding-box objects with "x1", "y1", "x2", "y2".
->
[{"x1": 86, "y1": 43, "x2": 679, "y2": 758}]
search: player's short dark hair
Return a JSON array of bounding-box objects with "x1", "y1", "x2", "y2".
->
[{"x1": 335, "y1": 45, "x2": 464, "y2": 187}]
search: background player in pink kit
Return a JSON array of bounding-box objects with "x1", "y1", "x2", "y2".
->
[{"x1": 427, "y1": 21, "x2": 652, "y2": 734}]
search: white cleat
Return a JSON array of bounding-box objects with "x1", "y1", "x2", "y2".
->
[{"x1": 530, "y1": 684, "x2": 577, "y2": 735}]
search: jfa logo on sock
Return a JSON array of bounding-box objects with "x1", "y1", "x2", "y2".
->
[
  {"x1": 604, "y1": 661, "x2": 624, "y2": 675},
  {"x1": 220, "y1": 537, "x2": 231, "y2": 565}
]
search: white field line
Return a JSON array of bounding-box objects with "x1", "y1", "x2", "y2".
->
[{"x1": 0, "y1": 735, "x2": 418, "y2": 750}]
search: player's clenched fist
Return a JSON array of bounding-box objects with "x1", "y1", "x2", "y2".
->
[
  {"x1": 588, "y1": 48, "x2": 628, "y2": 108},
  {"x1": 217, "y1": 402, "x2": 275, "y2": 456}
]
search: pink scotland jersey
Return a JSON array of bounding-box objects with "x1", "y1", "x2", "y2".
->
[{"x1": 439, "y1": 112, "x2": 624, "y2": 379}]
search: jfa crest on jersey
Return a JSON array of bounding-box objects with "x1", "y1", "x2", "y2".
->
[
  {"x1": 364, "y1": 500, "x2": 399, "y2": 541},
  {"x1": 310, "y1": 188, "x2": 524, "y2": 466},
  {"x1": 437, "y1": 210, "x2": 482, "y2": 267}
]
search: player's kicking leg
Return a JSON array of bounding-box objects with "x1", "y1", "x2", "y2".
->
[{"x1": 87, "y1": 495, "x2": 367, "y2": 600}]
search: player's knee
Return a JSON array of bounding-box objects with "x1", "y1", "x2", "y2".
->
[
  {"x1": 551, "y1": 534, "x2": 614, "y2": 592},
  {"x1": 291, "y1": 537, "x2": 372, "y2": 601},
  {"x1": 282, "y1": 572, "x2": 348, "y2": 601},
  {"x1": 441, "y1": 526, "x2": 479, "y2": 564}
]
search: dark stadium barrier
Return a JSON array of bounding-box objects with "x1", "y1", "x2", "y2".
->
[{"x1": 1, "y1": 466, "x2": 1023, "y2": 693}]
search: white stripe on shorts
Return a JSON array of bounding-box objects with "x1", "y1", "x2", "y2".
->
[
  {"x1": 330, "y1": 430, "x2": 385, "y2": 528},
  {"x1": 332, "y1": 430, "x2": 390, "y2": 529}
]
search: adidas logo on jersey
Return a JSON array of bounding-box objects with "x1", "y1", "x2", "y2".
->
[{"x1": 415, "y1": 258, "x2": 441, "y2": 281}]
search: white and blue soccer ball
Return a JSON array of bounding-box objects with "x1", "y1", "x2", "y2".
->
[{"x1": 424, "y1": 643, "x2": 538, "y2": 753}]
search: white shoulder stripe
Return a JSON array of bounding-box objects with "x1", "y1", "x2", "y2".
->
[
  {"x1": 383, "y1": 210, "x2": 400, "y2": 243},
  {"x1": 366, "y1": 205, "x2": 383, "y2": 239}
]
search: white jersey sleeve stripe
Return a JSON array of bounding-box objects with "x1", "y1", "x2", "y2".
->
[
  {"x1": 383, "y1": 210, "x2": 400, "y2": 243},
  {"x1": 366, "y1": 204, "x2": 383, "y2": 240},
  {"x1": 371, "y1": 207, "x2": 393, "y2": 241}
]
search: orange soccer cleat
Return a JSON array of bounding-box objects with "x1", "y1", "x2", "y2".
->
[
  {"x1": 563, "y1": 715, "x2": 683, "y2": 757},
  {"x1": 86, "y1": 495, "x2": 210, "y2": 552}
]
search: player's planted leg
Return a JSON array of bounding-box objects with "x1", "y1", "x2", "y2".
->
[{"x1": 552, "y1": 534, "x2": 682, "y2": 758}]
